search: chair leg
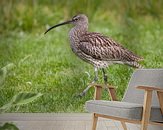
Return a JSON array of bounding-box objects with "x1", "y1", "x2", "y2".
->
[
  {"x1": 141, "y1": 90, "x2": 152, "y2": 130},
  {"x1": 141, "y1": 124, "x2": 148, "y2": 130},
  {"x1": 92, "y1": 113, "x2": 98, "y2": 130},
  {"x1": 121, "y1": 121, "x2": 127, "y2": 130}
]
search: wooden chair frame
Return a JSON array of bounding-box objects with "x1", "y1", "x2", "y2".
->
[{"x1": 89, "y1": 83, "x2": 163, "y2": 130}]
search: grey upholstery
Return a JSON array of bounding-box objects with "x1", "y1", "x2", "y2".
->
[
  {"x1": 86, "y1": 69, "x2": 163, "y2": 123},
  {"x1": 86, "y1": 100, "x2": 143, "y2": 120},
  {"x1": 86, "y1": 100, "x2": 163, "y2": 122},
  {"x1": 123, "y1": 69, "x2": 163, "y2": 106}
]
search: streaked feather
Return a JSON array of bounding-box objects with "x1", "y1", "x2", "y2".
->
[{"x1": 78, "y1": 32, "x2": 143, "y2": 68}]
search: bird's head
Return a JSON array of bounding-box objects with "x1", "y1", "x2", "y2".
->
[
  {"x1": 71, "y1": 14, "x2": 88, "y2": 26},
  {"x1": 44, "y1": 14, "x2": 88, "y2": 34}
]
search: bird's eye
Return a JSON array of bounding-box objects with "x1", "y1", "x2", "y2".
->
[{"x1": 74, "y1": 18, "x2": 78, "y2": 21}]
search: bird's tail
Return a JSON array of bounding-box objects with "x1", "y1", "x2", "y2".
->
[{"x1": 124, "y1": 61, "x2": 143, "y2": 69}]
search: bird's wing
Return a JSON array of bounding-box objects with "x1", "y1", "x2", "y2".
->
[{"x1": 79, "y1": 32, "x2": 143, "y2": 62}]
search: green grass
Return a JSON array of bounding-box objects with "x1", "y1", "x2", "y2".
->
[{"x1": 0, "y1": 0, "x2": 163, "y2": 112}]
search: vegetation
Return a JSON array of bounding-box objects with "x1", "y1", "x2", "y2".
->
[
  {"x1": 0, "y1": 0, "x2": 162, "y2": 112},
  {"x1": 0, "y1": 123, "x2": 19, "y2": 130}
]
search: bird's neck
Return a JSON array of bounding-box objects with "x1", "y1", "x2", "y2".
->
[{"x1": 70, "y1": 25, "x2": 88, "y2": 38}]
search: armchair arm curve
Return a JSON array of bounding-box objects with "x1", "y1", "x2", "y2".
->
[{"x1": 136, "y1": 86, "x2": 163, "y2": 92}]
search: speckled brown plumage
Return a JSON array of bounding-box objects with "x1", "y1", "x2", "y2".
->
[
  {"x1": 45, "y1": 14, "x2": 143, "y2": 96},
  {"x1": 76, "y1": 32, "x2": 143, "y2": 68}
]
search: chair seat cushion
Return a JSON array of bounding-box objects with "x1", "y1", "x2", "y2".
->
[{"x1": 86, "y1": 100, "x2": 163, "y2": 122}]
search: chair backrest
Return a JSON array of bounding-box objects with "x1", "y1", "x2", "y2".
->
[{"x1": 122, "y1": 69, "x2": 163, "y2": 107}]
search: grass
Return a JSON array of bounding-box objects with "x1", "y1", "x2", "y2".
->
[{"x1": 0, "y1": 0, "x2": 163, "y2": 112}]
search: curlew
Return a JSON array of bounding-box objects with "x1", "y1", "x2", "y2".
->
[{"x1": 44, "y1": 14, "x2": 143, "y2": 96}]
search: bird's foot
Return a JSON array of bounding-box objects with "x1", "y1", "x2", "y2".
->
[
  {"x1": 73, "y1": 93, "x2": 84, "y2": 98},
  {"x1": 75, "y1": 91, "x2": 86, "y2": 98},
  {"x1": 77, "y1": 91, "x2": 86, "y2": 98},
  {"x1": 75, "y1": 81, "x2": 96, "y2": 98}
]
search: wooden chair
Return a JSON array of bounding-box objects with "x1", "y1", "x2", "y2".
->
[{"x1": 85, "y1": 69, "x2": 163, "y2": 130}]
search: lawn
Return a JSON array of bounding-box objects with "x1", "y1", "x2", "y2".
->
[{"x1": 0, "y1": 0, "x2": 163, "y2": 112}]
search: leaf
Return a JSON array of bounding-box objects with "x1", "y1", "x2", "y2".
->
[
  {"x1": 0, "y1": 123, "x2": 19, "y2": 130},
  {"x1": 11, "y1": 92, "x2": 43, "y2": 106},
  {"x1": 3, "y1": 63, "x2": 15, "y2": 70},
  {"x1": 0, "y1": 103, "x2": 12, "y2": 113},
  {"x1": 0, "y1": 63, "x2": 15, "y2": 86},
  {"x1": 0, "y1": 67, "x2": 7, "y2": 86},
  {"x1": 0, "y1": 92, "x2": 42, "y2": 113}
]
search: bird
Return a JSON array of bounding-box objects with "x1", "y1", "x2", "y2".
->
[{"x1": 44, "y1": 14, "x2": 143, "y2": 96}]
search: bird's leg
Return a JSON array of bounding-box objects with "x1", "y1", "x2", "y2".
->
[
  {"x1": 93, "y1": 67, "x2": 98, "y2": 82},
  {"x1": 78, "y1": 67, "x2": 98, "y2": 97},
  {"x1": 102, "y1": 68, "x2": 108, "y2": 90}
]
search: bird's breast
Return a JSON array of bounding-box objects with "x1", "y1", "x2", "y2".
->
[
  {"x1": 69, "y1": 29, "x2": 80, "y2": 53},
  {"x1": 69, "y1": 28, "x2": 91, "y2": 63}
]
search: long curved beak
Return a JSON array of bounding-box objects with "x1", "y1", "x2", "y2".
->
[{"x1": 44, "y1": 20, "x2": 73, "y2": 34}]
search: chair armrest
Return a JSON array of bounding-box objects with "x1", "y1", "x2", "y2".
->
[
  {"x1": 137, "y1": 86, "x2": 163, "y2": 124},
  {"x1": 90, "y1": 83, "x2": 117, "y2": 101},
  {"x1": 89, "y1": 83, "x2": 115, "y2": 89},
  {"x1": 136, "y1": 86, "x2": 163, "y2": 92}
]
